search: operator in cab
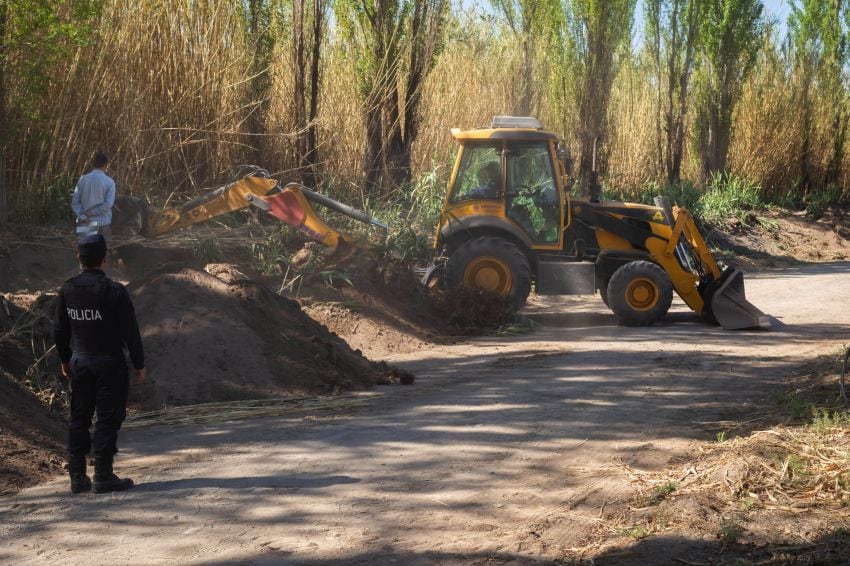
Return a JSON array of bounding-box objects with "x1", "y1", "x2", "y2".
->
[{"x1": 53, "y1": 234, "x2": 146, "y2": 494}]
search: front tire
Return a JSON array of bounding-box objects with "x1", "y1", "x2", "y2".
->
[
  {"x1": 607, "y1": 261, "x2": 673, "y2": 326},
  {"x1": 445, "y1": 236, "x2": 532, "y2": 311}
]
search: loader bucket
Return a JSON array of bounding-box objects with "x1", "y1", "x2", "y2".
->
[{"x1": 710, "y1": 268, "x2": 770, "y2": 330}]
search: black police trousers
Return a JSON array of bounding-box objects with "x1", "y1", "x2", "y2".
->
[{"x1": 68, "y1": 354, "x2": 129, "y2": 458}]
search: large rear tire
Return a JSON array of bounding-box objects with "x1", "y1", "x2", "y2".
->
[
  {"x1": 607, "y1": 261, "x2": 673, "y2": 326},
  {"x1": 445, "y1": 236, "x2": 532, "y2": 311}
]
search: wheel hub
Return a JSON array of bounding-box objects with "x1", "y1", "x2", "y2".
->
[
  {"x1": 625, "y1": 278, "x2": 659, "y2": 311},
  {"x1": 463, "y1": 256, "x2": 512, "y2": 295}
]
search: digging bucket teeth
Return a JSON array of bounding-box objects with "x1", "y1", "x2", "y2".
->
[{"x1": 709, "y1": 268, "x2": 771, "y2": 330}]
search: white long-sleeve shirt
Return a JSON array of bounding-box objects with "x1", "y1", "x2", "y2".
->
[{"x1": 71, "y1": 169, "x2": 116, "y2": 226}]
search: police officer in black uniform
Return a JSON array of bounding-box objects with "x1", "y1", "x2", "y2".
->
[{"x1": 53, "y1": 234, "x2": 146, "y2": 494}]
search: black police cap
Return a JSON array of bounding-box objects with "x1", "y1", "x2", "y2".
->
[{"x1": 78, "y1": 234, "x2": 107, "y2": 257}]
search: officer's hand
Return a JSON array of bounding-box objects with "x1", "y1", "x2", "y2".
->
[
  {"x1": 60, "y1": 362, "x2": 71, "y2": 381},
  {"x1": 133, "y1": 367, "x2": 147, "y2": 384}
]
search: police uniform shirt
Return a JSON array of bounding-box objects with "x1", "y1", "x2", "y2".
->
[{"x1": 53, "y1": 270, "x2": 144, "y2": 369}]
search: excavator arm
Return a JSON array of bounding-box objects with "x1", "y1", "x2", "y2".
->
[{"x1": 140, "y1": 175, "x2": 386, "y2": 250}]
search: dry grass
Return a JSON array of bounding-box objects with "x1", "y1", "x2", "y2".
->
[
  {"x1": 577, "y1": 355, "x2": 850, "y2": 562},
  {"x1": 666, "y1": 423, "x2": 850, "y2": 511}
]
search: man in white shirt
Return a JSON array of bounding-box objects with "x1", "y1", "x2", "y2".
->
[{"x1": 72, "y1": 152, "x2": 116, "y2": 241}]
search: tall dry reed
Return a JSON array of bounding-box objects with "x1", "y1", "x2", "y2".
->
[{"x1": 3, "y1": 3, "x2": 848, "y2": 224}]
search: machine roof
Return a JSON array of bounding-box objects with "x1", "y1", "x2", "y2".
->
[{"x1": 450, "y1": 128, "x2": 558, "y2": 142}]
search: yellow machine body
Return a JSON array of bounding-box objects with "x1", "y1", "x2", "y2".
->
[
  {"x1": 431, "y1": 117, "x2": 768, "y2": 329},
  {"x1": 139, "y1": 176, "x2": 382, "y2": 251}
]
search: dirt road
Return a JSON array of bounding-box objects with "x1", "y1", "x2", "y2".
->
[{"x1": 1, "y1": 262, "x2": 848, "y2": 565}]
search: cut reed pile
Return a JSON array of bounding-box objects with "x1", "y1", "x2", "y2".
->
[
  {"x1": 643, "y1": 419, "x2": 850, "y2": 513},
  {"x1": 124, "y1": 395, "x2": 368, "y2": 429},
  {"x1": 587, "y1": 355, "x2": 850, "y2": 561}
]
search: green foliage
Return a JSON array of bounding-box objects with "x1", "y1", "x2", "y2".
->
[
  {"x1": 628, "y1": 174, "x2": 762, "y2": 226},
  {"x1": 361, "y1": 163, "x2": 449, "y2": 263},
  {"x1": 547, "y1": 0, "x2": 636, "y2": 190},
  {"x1": 698, "y1": 174, "x2": 764, "y2": 225},
  {"x1": 693, "y1": 0, "x2": 764, "y2": 177},
  {"x1": 39, "y1": 175, "x2": 74, "y2": 224},
  {"x1": 804, "y1": 184, "x2": 843, "y2": 218},
  {"x1": 718, "y1": 520, "x2": 743, "y2": 544},
  {"x1": 782, "y1": 390, "x2": 813, "y2": 421},
  {"x1": 621, "y1": 525, "x2": 650, "y2": 539},
  {"x1": 715, "y1": 430, "x2": 727, "y2": 443},
  {"x1": 643, "y1": 481, "x2": 677, "y2": 506},
  {"x1": 811, "y1": 408, "x2": 850, "y2": 433},
  {"x1": 631, "y1": 179, "x2": 702, "y2": 211},
  {"x1": 320, "y1": 269, "x2": 353, "y2": 287},
  {"x1": 645, "y1": 0, "x2": 703, "y2": 184},
  {"x1": 492, "y1": 316, "x2": 540, "y2": 337},
  {"x1": 788, "y1": 0, "x2": 850, "y2": 187},
  {"x1": 489, "y1": 0, "x2": 549, "y2": 113},
  {"x1": 11, "y1": 174, "x2": 74, "y2": 224},
  {"x1": 738, "y1": 496, "x2": 758, "y2": 511},
  {"x1": 380, "y1": 225, "x2": 431, "y2": 263},
  {"x1": 334, "y1": 0, "x2": 449, "y2": 187},
  {"x1": 251, "y1": 229, "x2": 290, "y2": 276},
  {"x1": 192, "y1": 238, "x2": 221, "y2": 264},
  {"x1": 788, "y1": 0, "x2": 850, "y2": 89},
  {"x1": 511, "y1": 191, "x2": 546, "y2": 234},
  {"x1": 3, "y1": 0, "x2": 101, "y2": 119}
]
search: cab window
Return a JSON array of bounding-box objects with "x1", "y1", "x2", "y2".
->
[
  {"x1": 505, "y1": 143, "x2": 559, "y2": 243},
  {"x1": 450, "y1": 145, "x2": 501, "y2": 203}
]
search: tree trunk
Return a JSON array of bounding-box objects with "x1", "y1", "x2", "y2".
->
[
  {"x1": 799, "y1": 73, "x2": 813, "y2": 193},
  {"x1": 247, "y1": 0, "x2": 270, "y2": 165},
  {"x1": 301, "y1": 0, "x2": 324, "y2": 188},
  {"x1": 363, "y1": 92, "x2": 383, "y2": 189},
  {"x1": 650, "y1": 4, "x2": 664, "y2": 179},
  {"x1": 576, "y1": 26, "x2": 617, "y2": 196},
  {"x1": 519, "y1": 32, "x2": 533, "y2": 115},
  {"x1": 0, "y1": 0, "x2": 8, "y2": 223},
  {"x1": 384, "y1": 78, "x2": 407, "y2": 188},
  {"x1": 825, "y1": 107, "x2": 847, "y2": 186},
  {"x1": 668, "y1": 1, "x2": 698, "y2": 185},
  {"x1": 292, "y1": 0, "x2": 308, "y2": 171}
]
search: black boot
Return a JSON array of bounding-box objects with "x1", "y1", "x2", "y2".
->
[
  {"x1": 68, "y1": 455, "x2": 91, "y2": 494},
  {"x1": 92, "y1": 454, "x2": 134, "y2": 493}
]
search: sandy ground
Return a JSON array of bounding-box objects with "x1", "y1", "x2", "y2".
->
[{"x1": 0, "y1": 262, "x2": 848, "y2": 565}]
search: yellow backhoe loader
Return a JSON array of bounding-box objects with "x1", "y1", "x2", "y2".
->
[
  {"x1": 119, "y1": 168, "x2": 386, "y2": 249},
  {"x1": 423, "y1": 117, "x2": 769, "y2": 330}
]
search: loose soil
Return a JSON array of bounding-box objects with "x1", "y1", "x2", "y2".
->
[
  {"x1": 0, "y1": 226, "x2": 421, "y2": 492},
  {"x1": 129, "y1": 263, "x2": 407, "y2": 409},
  {"x1": 0, "y1": 371, "x2": 65, "y2": 496},
  {"x1": 293, "y1": 243, "x2": 529, "y2": 359},
  {"x1": 710, "y1": 205, "x2": 850, "y2": 268}
]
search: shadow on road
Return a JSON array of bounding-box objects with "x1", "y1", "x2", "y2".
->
[{"x1": 136, "y1": 474, "x2": 361, "y2": 492}]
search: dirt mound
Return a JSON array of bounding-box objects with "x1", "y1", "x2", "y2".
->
[
  {"x1": 0, "y1": 238, "x2": 78, "y2": 292},
  {"x1": 129, "y1": 264, "x2": 408, "y2": 410},
  {"x1": 0, "y1": 371, "x2": 66, "y2": 495},
  {"x1": 294, "y1": 248, "x2": 459, "y2": 357},
  {"x1": 297, "y1": 248, "x2": 535, "y2": 356},
  {"x1": 711, "y1": 206, "x2": 850, "y2": 268}
]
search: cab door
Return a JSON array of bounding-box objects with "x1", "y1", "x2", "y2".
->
[{"x1": 503, "y1": 142, "x2": 562, "y2": 250}]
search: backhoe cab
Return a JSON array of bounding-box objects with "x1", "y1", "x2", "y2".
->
[{"x1": 428, "y1": 116, "x2": 768, "y2": 330}]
